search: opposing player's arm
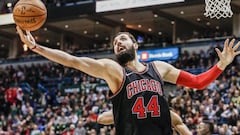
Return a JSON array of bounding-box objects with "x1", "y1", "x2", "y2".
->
[
  {"x1": 97, "y1": 109, "x2": 192, "y2": 135},
  {"x1": 97, "y1": 110, "x2": 114, "y2": 125},
  {"x1": 170, "y1": 111, "x2": 192, "y2": 135}
]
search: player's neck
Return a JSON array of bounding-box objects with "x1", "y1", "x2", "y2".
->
[{"x1": 126, "y1": 59, "x2": 145, "y2": 72}]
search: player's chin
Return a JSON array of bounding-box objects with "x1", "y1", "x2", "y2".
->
[{"x1": 117, "y1": 49, "x2": 127, "y2": 55}]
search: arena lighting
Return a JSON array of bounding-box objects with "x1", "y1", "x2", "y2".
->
[
  {"x1": 65, "y1": 25, "x2": 69, "y2": 28},
  {"x1": 96, "y1": 0, "x2": 184, "y2": 12},
  {"x1": 7, "y1": 3, "x2": 12, "y2": 8}
]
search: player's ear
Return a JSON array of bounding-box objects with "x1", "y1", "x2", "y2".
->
[{"x1": 133, "y1": 43, "x2": 138, "y2": 50}]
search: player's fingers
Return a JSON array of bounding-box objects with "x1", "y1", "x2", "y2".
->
[
  {"x1": 223, "y1": 38, "x2": 229, "y2": 52},
  {"x1": 233, "y1": 41, "x2": 240, "y2": 51},
  {"x1": 26, "y1": 31, "x2": 35, "y2": 41},
  {"x1": 16, "y1": 26, "x2": 26, "y2": 41},
  {"x1": 229, "y1": 38, "x2": 235, "y2": 48},
  {"x1": 235, "y1": 51, "x2": 240, "y2": 56},
  {"x1": 26, "y1": 31, "x2": 31, "y2": 35},
  {"x1": 26, "y1": 31, "x2": 33, "y2": 39},
  {"x1": 215, "y1": 48, "x2": 223, "y2": 60},
  {"x1": 26, "y1": 34, "x2": 31, "y2": 41}
]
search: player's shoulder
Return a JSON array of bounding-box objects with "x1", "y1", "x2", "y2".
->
[
  {"x1": 98, "y1": 58, "x2": 122, "y2": 70},
  {"x1": 152, "y1": 60, "x2": 169, "y2": 66},
  {"x1": 152, "y1": 60, "x2": 176, "y2": 75}
]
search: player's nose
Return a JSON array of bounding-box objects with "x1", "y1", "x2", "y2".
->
[{"x1": 115, "y1": 40, "x2": 123, "y2": 46}]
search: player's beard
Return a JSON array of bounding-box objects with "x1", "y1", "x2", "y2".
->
[{"x1": 116, "y1": 46, "x2": 135, "y2": 66}]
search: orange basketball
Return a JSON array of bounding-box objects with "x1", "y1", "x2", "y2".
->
[{"x1": 13, "y1": 0, "x2": 47, "y2": 31}]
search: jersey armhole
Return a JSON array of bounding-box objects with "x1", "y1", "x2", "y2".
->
[
  {"x1": 152, "y1": 62, "x2": 164, "y2": 85},
  {"x1": 109, "y1": 67, "x2": 126, "y2": 99}
]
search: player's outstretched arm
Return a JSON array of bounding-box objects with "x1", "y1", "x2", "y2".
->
[
  {"x1": 154, "y1": 38, "x2": 240, "y2": 89},
  {"x1": 16, "y1": 26, "x2": 123, "y2": 93}
]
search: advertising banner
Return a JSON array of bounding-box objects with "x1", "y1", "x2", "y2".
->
[{"x1": 137, "y1": 48, "x2": 179, "y2": 62}]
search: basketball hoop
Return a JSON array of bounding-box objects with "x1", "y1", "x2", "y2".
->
[{"x1": 204, "y1": 0, "x2": 233, "y2": 19}]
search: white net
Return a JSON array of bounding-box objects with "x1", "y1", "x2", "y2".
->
[{"x1": 204, "y1": 0, "x2": 233, "y2": 19}]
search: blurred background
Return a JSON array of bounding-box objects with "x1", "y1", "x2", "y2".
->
[{"x1": 0, "y1": 0, "x2": 239, "y2": 135}]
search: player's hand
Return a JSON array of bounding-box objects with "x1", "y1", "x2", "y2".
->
[
  {"x1": 16, "y1": 26, "x2": 36, "y2": 49},
  {"x1": 216, "y1": 38, "x2": 240, "y2": 69}
]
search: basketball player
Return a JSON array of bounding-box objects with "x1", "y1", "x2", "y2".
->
[
  {"x1": 97, "y1": 110, "x2": 192, "y2": 135},
  {"x1": 16, "y1": 26, "x2": 240, "y2": 135}
]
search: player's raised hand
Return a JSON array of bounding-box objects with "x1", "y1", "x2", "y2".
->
[
  {"x1": 215, "y1": 38, "x2": 240, "y2": 69},
  {"x1": 16, "y1": 26, "x2": 36, "y2": 49}
]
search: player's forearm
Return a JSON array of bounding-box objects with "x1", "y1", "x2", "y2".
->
[
  {"x1": 176, "y1": 65, "x2": 223, "y2": 89},
  {"x1": 32, "y1": 44, "x2": 75, "y2": 67},
  {"x1": 97, "y1": 116, "x2": 114, "y2": 125}
]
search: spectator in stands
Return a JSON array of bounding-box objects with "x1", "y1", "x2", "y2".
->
[
  {"x1": 5, "y1": 87, "x2": 17, "y2": 105},
  {"x1": 74, "y1": 121, "x2": 86, "y2": 135},
  {"x1": 221, "y1": 102, "x2": 239, "y2": 126},
  {"x1": 219, "y1": 124, "x2": 232, "y2": 135},
  {"x1": 30, "y1": 124, "x2": 41, "y2": 135},
  {"x1": 196, "y1": 121, "x2": 214, "y2": 135}
]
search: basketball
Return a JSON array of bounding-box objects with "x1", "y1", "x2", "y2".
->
[{"x1": 13, "y1": 0, "x2": 47, "y2": 31}]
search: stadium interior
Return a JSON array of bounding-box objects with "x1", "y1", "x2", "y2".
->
[{"x1": 0, "y1": 0, "x2": 240, "y2": 134}]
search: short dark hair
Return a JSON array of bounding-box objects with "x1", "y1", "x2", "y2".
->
[
  {"x1": 204, "y1": 121, "x2": 214, "y2": 133},
  {"x1": 112, "y1": 32, "x2": 137, "y2": 45}
]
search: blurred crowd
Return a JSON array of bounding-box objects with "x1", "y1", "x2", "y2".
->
[
  {"x1": 171, "y1": 45, "x2": 240, "y2": 135},
  {"x1": 0, "y1": 44, "x2": 239, "y2": 135}
]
